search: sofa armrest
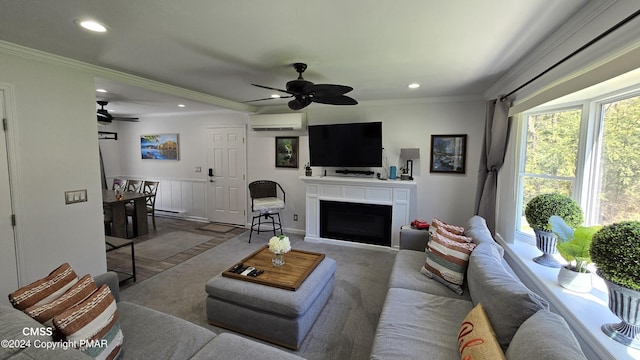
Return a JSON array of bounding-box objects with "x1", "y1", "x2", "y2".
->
[
  {"x1": 399, "y1": 225, "x2": 429, "y2": 251},
  {"x1": 93, "y1": 272, "x2": 120, "y2": 302}
]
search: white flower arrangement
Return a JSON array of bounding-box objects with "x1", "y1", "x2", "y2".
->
[{"x1": 268, "y1": 235, "x2": 291, "y2": 254}]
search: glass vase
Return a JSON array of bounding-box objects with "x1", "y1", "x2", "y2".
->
[{"x1": 272, "y1": 252, "x2": 285, "y2": 267}]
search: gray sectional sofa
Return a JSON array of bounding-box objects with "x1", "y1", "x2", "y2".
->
[
  {"x1": 1, "y1": 272, "x2": 305, "y2": 360},
  {"x1": 370, "y1": 216, "x2": 588, "y2": 360}
]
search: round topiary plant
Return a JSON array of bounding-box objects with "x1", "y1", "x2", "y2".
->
[
  {"x1": 524, "y1": 193, "x2": 584, "y2": 232},
  {"x1": 590, "y1": 221, "x2": 640, "y2": 292}
]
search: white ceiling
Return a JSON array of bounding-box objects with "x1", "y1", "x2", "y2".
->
[{"x1": 0, "y1": 0, "x2": 589, "y2": 116}]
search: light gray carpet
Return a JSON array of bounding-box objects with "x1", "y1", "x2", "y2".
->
[
  {"x1": 134, "y1": 231, "x2": 213, "y2": 261},
  {"x1": 120, "y1": 231, "x2": 397, "y2": 360}
]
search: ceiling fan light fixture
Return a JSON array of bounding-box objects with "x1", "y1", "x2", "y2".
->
[
  {"x1": 408, "y1": 83, "x2": 420, "y2": 89},
  {"x1": 178, "y1": 104, "x2": 186, "y2": 108},
  {"x1": 76, "y1": 19, "x2": 108, "y2": 33}
]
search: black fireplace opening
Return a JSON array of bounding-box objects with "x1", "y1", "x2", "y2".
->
[{"x1": 320, "y1": 200, "x2": 392, "y2": 247}]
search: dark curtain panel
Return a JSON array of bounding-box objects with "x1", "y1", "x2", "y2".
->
[{"x1": 474, "y1": 98, "x2": 512, "y2": 234}]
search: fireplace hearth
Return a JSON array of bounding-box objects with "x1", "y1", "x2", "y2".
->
[{"x1": 320, "y1": 200, "x2": 391, "y2": 247}]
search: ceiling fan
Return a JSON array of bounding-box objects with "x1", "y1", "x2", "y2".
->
[
  {"x1": 96, "y1": 101, "x2": 139, "y2": 124},
  {"x1": 246, "y1": 63, "x2": 358, "y2": 110}
]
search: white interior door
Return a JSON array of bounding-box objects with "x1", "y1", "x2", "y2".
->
[
  {"x1": 206, "y1": 127, "x2": 247, "y2": 225},
  {"x1": 0, "y1": 89, "x2": 19, "y2": 304}
]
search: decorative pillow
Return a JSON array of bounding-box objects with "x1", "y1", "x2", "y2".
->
[
  {"x1": 459, "y1": 304, "x2": 506, "y2": 360},
  {"x1": 437, "y1": 226, "x2": 473, "y2": 243},
  {"x1": 432, "y1": 217, "x2": 465, "y2": 235},
  {"x1": 24, "y1": 274, "x2": 97, "y2": 326},
  {"x1": 467, "y1": 243, "x2": 549, "y2": 350},
  {"x1": 506, "y1": 310, "x2": 586, "y2": 360},
  {"x1": 421, "y1": 232, "x2": 476, "y2": 295},
  {"x1": 53, "y1": 285, "x2": 123, "y2": 359},
  {"x1": 8, "y1": 263, "x2": 78, "y2": 311}
]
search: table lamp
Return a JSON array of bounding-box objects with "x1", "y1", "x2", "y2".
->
[{"x1": 400, "y1": 148, "x2": 420, "y2": 180}]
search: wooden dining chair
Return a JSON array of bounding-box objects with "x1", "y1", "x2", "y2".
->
[
  {"x1": 124, "y1": 179, "x2": 143, "y2": 192},
  {"x1": 112, "y1": 178, "x2": 125, "y2": 190},
  {"x1": 126, "y1": 180, "x2": 159, "y2": 229}
]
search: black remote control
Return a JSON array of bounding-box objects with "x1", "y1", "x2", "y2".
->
[
  {"x1": 229, "y1": 263, "x2": 243, "y2": 273},
  {"x1": 250, "y1": 269, "x2": 264, "y2": 277}
]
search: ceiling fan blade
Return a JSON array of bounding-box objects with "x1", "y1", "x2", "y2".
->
[
  {"x1": 112, "y1": 116, "x2": 139, "y2": 122},
  {"x1": 251, "y1": 83, "x2": 293, "y2": 95},
  {"x1": 311, "y1": 95, "x2": 358, "y2": 106},
  {"x1": 309, "y1": 84, "x2": 353, "y2": 96},
  {"x1": 288, "y1": 97, "x2": 312, "y2": 110},
  {"x1": 243, "y1": 95, "x2": 294, "y2": 103}
]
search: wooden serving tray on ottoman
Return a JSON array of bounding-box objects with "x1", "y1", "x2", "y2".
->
[{"x1": 222, "y1": 245, "x2": 325, "y2": 291}]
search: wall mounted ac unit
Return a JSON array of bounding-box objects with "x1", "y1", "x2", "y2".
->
[{"x1": 249, "y1": 113, "x2": 306, "y2": 131}]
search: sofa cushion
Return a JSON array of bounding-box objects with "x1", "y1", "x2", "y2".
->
[
  {"x1": 421, "y1": 233, "x2": 476, "y2": 295},
  {"x1": 466, "y1": 216, "x2": 504, "y2": 253},
  {"x1": 24, "y1": 274, "x2": 97, "y2": 326},
  {"x1": 459, "y1": 303, "x2": 505, "y2": 360},
  {"x1": 53, "y1": 285, "x2": 123, "y2": 359},
  {"x1": 117, "y1": 301, "x2": 216, "y2": 360},
  {"x1": 506, "y1": 310, "x2": 586, "y2": 360},
  {"x1": 389, "y1": 250, "x2": 471, "y2": 301},
  {"x1": 8, "y1": 263, "x2": 78, "y2": 311},
  {"x1": 370, "y1": 288, "x2": 473, "y2": 360},
  {"x1": 192, "y1": 333, "x2": 306, "y2": 360},
  {"x1": 467, "y1": 243, "x2": 549, "y2": 350}
]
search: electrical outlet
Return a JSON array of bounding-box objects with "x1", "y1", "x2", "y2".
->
[{"x1": 293, "y1": 214, "x2": 298, "y2": 221}]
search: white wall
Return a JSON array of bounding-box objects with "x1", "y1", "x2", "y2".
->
[
  {"x1": 104, "y1": 97, "x2": 486, "y2": 232},
  {"x1": 0, "y1": 51, "x2": 106, "y2": 285}
]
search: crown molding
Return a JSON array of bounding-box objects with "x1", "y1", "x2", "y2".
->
[{"x1": 0, "y1": 40, "x2": 256, "y2": 113}]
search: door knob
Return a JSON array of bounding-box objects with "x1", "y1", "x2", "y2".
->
[{"x1": 208, "y1": 168, "x2": 215, "y2": 182}]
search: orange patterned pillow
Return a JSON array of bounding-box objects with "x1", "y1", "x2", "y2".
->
[
  {"x1": 459, "y1": 304, "x2": 505, "y2": 360},
  {"x1": 8, "y1": 263, "x2": 78, "y2": 311},
  {"x1": 24, "y1": 274, "x2": 97, "y2": 325}
]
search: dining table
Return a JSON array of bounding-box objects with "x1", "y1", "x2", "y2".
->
[{"x1": 102, "y1": 189, "x2": 149, "y2": 238}]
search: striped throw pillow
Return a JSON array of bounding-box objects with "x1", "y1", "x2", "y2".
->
[
  {"x1": 24, "y1": 274, "x2": 97, "y2": 326},
  {"x1": 421, "y1": 232, "x2": 476, "y2": 295},
  {"x1": 8, "y1": 263, "x2": 78, "y2": 311},
  {"x1": 431, "y1": 217, "x2": 465, "y2": 235},
  {"x1": 437, "y1": 226, "x2": 473, "y2": 243},
  {"x1": 53, "y1": 285, "x2": 123, "y2": 360}
]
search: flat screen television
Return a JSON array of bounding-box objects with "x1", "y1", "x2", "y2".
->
[{"x1": 308, "y1": 122, "x2": 382, "y2": 167}]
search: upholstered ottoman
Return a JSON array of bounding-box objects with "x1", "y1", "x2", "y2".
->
[{"x1": 205, "y1": 257, "x2": 336, "y2": 349}]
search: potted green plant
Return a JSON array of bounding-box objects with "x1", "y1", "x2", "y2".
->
[
  {"x1": 590, "y1": 221, "x2": 640, "y2": 349},
  {"x1": 525, "y1": 193, "x2": 583, "y2": 267},
  {"x1": 549, "y1": 215, "x2": 600, "y2": 292}
]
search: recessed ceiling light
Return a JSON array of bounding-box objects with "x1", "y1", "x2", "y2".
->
[
  {"x1": 408, "y1": 83, "x2": 420, "y2": 89},
  {"x1": 178, "y1": 104, "x2": 186, "y2": 108},
  {"x1": 271, "y1": 94, "x2": 281, "y2": 99},
  {"x1": 76, "y1": 19, "x2": 108, "y2": 33},
  {"x1": 96, "y1": 88, "x2": 108, "y2": 93}
]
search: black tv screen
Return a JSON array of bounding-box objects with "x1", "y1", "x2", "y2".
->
[{"x1": 309, "y1": 122, "x2": 382, "y2": 167}]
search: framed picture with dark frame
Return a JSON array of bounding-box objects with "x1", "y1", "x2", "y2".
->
[
  {"x1": 430, "y1": 134, "x2": 467, "y2": 174},
  {"x1": 275, "y1": 136, "x2": 299, "y2": 168}
]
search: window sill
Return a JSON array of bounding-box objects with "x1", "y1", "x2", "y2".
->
[{"x1": 496, "y1": 236, "x2": 640, "y2": 360}]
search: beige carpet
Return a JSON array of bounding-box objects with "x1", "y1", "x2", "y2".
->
[
  {"x1": 134, "y1": 231, "x2": 213, "y2": 261},
  {"x1": 198, "y1": 223, "x2": 236, "y2": 233}
]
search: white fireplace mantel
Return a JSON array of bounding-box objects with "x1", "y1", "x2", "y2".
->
[{"x1": 300, "y1": 176, "x2": 417, "y2": 249}]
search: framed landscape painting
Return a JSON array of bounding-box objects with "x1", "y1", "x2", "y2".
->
[
  {"x1": 430, "y1": 134, "x2": 467, "y2": 174},
  {"x1": 275, "y1": 136, "x2": 299, "y2": 168},
  {"x1": 141, "y1": 134, "x2": 179, "y2": 160}
]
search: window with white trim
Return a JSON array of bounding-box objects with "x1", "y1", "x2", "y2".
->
[{"x1": 516, "y1": 88, "x2": 640, "y2": 237}]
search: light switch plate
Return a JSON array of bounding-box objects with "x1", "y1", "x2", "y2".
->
[{"x1": 65, "y1": 189, "x2": 88, "y2": 204}]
